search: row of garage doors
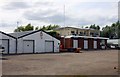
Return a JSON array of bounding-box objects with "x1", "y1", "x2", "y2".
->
[
  {"x1": 23, "y1": 40, "x2": 54, "y2": 53},
  {"x1": 1, "y1": 39, "x2": 54, "y2": 54},
  {"x1": 73, "y1": 40, "x2": 97, "y2": 49}
]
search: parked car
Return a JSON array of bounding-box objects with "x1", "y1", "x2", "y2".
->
[
  {"x1": 110, "y1": 45, "x2": 116, "y2": 49},
  {"x1": 107, "y1": 39, "x2": 119, "y2": 49}
]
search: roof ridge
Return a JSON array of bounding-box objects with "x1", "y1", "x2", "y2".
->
[
  {"x1": 18, "y1": 30, "x2": 59, "y2": 40},
  {"x1": 0, "y1": 31, "x2": 17, "y2": 39}
]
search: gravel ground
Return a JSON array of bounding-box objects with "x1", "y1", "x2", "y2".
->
[{"x1": 1, "y1": 49, "x2": 118, "y2": 75}]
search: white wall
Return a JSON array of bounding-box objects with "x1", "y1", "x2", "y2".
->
[
  {"x1": 107, "y1": 39, "x2": 119, "y2": 45},
  {"x1": 0, "y1": 33, "x2": 16, "y2": 54},
  {"x1": 0, "y1": 33, "x2": 2, "y2": 46},
  {"x1": 17, "y1": 31, "x2": 60, "y2": 53},
  {"x1": 17, "y1": 39, "x2": 23, "y2": 53}
]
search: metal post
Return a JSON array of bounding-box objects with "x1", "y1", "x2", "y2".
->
[
  {"x1": 64, "y1": 5, "x2": 66, "y2": 48},
  {"x1": 118, "y1": 1, "x2": 120, "y2": 75}
]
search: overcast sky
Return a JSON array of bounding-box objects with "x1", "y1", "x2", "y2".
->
[{"x1": 0, "y1": 0, "x2": 119, "y2": 33}]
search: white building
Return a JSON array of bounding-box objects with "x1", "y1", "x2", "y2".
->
[
  {"x1": 10, "y1": 30, "x2": 60, "y2": 54},
  {"x1": 0, "y1": 31, "x2": 17, "y2": 54}
]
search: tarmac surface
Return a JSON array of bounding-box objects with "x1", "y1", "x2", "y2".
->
[{"x1": 1, "y1": 49, "x2": 118, "y2": 75}]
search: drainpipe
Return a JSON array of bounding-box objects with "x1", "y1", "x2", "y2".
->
[{"x1": 16, "y1": 39, "x2": 17, "y2": 54}]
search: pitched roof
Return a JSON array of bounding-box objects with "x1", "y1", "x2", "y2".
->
[
  {"x1": 9, "y1": 30, "x2": 34, "y2": 38},
  {"x1": 9, "y1": 30, "x2": 59, "y2": 40},
  {"x1": 0, "y1": 31, "x2": 16, "y2": 39}
]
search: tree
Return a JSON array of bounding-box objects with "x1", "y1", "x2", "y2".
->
[
  {"x1": 14, "y1": 23, "x2": 34, "y2": 32},
  {"x1": 47, "y1": 31, "x2": 60, "y2": 37},
  {"x1": 52, "y1": 25, "x2": 60, "y2": 29},
  {"x1": 41, "y1": 25, "x2": 46, "y2": 30},
  {"x1": 35, "y1": 26, "x2": 39, "y2": 30},
  {"x1": 85, "y1": 26, "x2": 89, "y2": 28},
  {"x1": 117, "y1": 21, "x2": 120, "y2": 38},
  {"x1": 24, "y1": 23, "x2": 34, "y2": 31},
  {"x1": 89, "y1": 24, "x2": 100, "y2": 30},
  {"x1": 101, "y1": 21, "x2": 120, "y2": 38},
  {"x1": 47, "y1": 24, "x2": 52, "y2": 30},
  {"x1": 90, "y1": 24, "x2": 96, "y2": 29},
  {"x1": 40, "y1": 24, "x2": 60, "y2": 30},
  {"x1": 101, "y1": 25, "x2": 112, "y2": 38},
  {"x1": 96, "y1": 25, "x2": 100, "y2": 30},
  {"x1": 14, "y1": 26, "x2": 25, "y2": 32}
]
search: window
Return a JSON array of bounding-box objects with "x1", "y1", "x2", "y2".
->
[
  {"x1": 71, "y1": 31, "x2": 75, "y2": 34},
  {"x1": 79, "y1": 32, "x2": 83, "y2": 36},
  {"x1": 90, "y1": 32, "x2": 94, "y2": 36},
  {"x1": 84, "y1": 32, "x2": 86, "y2": 35},
  {"x1": 90, "y1": 33, "x2": 92, "y2": 35},
  {"x1": 71, "y1": 31, "x2": 75, "y2": 35},
  {"x1": 93, "y1": 33, "x2": 99, "y2": 37}
]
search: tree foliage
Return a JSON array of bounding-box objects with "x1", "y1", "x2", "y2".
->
[
  {"x1": 24, "y1": 23, "x2": 34, "y2": 31},
  {"x1": 14, "y1": 24, "x2": 60, "y2": 32},
  {"x1": 85, "y1": 24, "x2": 100, "y2": 30},
  {"x1": 47, "y1": 31, "x2": 60, "y2": 37},
  {"x1": 89, "y1": 24, "x2": 100, "y2": 30},
  {"x1": 14, "y1": 26, "x2": 25, "y2": 32},
  {"x1": 35, "y1": 26, "x2": 39, "y2": 30},
  {"x1": 40, "y1": 24, "x2": 60, "y2": 30},
  {"x1": 14, "y1": 23, "x2": 34, "y2": 32},
  {"x1": 85, "y1": 26, "x2": 88, "y2": 28},
  {"x1": 101, "y1": 21, "x2": 120, "y2": 39}
]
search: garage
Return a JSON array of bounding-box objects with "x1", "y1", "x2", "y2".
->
[
  {"x1": 73, "y1": 40, "x2": 78, "y2": 48},
  {"x1": 10, "y1": 30, "x2": 60, "y2": 54},
  {"x1": 0, "y1": 31, "x2": 17, "y2": 54},
  {"x1": 60, "y1": 36, "x2": 108, "y2": 50},
  {"x1": 0, "y1": 39, "x2": 9, "y2": 54},
  {"x1": 100, "y1": 39, "x2": 106, "y2": 49},
  {"x1": 84, "y1": 40, "x2": 88, "y2": 49},
  {"x1": 45, "y1": 41, "x2": 54, "y2": 52},
  {"x1": 94, "y1": 40, "x2": 97, "y2": 49},
  {"x1": 78, "y1": 38, "x2": 84, "y2": 49},
  {"x1": 23, "y1": 40, "x2": 34, "y2": 53}
]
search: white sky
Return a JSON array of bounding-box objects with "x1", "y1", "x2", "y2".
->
[{"x1": 0, "y1": 0, "x2": 119, "y2": 33}]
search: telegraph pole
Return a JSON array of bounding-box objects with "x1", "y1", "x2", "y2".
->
[
  {"x1": 64, "y1": 4, "x2": 66, "y2": 48},
  {"x1": 17, "y1": 21, "x2": 19, "y2": 32}
]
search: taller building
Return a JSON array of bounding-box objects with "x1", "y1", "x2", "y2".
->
[{"x1": 54, "y1": 27, "x2": 100, "y2": 37}]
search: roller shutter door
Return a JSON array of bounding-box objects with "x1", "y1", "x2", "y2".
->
[
  {"x1": 94, "y1": 40, "x2": 97, "y2": 49},
  {"x1": 73, "y1": 40, "x2": 78, "y2": 48},
  {"x1": 23, "y1": 40, "x2": 34, "y2": 53},
  {"x1": 0, "y1": 39, "x2": 9, "y2": 54},
  {"x1": 84, "y1": 40, "x2": 88, "y2": 49},
  {"x1": 45, "y1": 41, "x2": 54, "y2": 52}
]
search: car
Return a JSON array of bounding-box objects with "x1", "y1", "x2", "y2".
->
[
  {"x1": 107, "y1": 39, "x2": 119, "y2": 49},
  {"x1": 107, "y1": 43, "x2": 120, "y2": 49},
  {"x1": 110, "y1": 45, "x2": 116, "y2": 49}
]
